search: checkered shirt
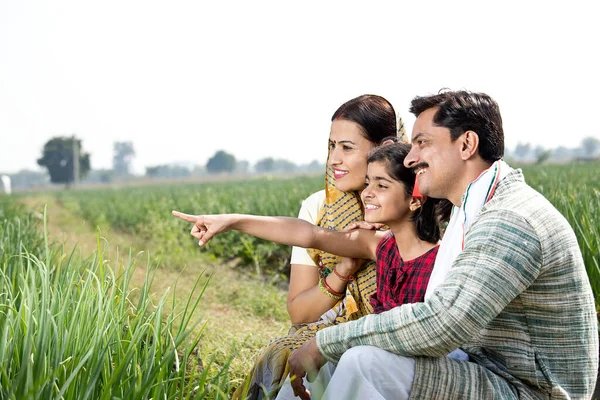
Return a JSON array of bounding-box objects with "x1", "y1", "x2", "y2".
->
[{"x1": 370, "y1": 231, "x2": 438, "y2": 314}]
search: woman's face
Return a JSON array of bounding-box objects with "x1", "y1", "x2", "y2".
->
[{"x1": 328, "y1": 119, "x2": 376, "y2": 192}]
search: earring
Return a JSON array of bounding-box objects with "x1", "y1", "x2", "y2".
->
[{"x1": 412, "y1": 179, "x2": 426, "y2": 201}]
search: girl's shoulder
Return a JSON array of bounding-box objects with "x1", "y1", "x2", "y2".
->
[{"x1": 376, "y1": 230, "x2": 396, "y2": 251}]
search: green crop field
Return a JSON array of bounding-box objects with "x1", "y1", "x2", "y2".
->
[
  {"x1": 1, "y1": 164, "x2": 598, "y2": 398},
  {"x1": 55, "y1": 175, "x2": 323, "y2": 279}
]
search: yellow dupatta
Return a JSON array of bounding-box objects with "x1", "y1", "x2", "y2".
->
[{"x1": 306, "y1": 116, "x2": 408, "y2": 318}]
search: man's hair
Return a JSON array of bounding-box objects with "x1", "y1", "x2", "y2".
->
[{"x1": 409, "y1": 90, "x2": 504, "y2": 162}]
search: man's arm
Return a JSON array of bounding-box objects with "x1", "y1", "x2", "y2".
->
[{"x1": 315, "y1": 209, "x2": 543, "y2": 362}]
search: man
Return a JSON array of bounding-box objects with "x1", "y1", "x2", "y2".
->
[{"x1": 277, "y1": 90, "x2": 598, "y2": 399}]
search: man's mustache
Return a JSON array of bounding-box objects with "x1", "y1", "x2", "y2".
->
[{"x1": 411, "y1": 163, "x2": 429, "y2": 174}]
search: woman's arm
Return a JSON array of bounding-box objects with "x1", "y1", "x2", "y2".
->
[
  {"x1": 286, "y1": 192, "x2": 368, "y2": 324},
  {"x1": 171, "y1": 211, "x2": 381, "y2": 260},
  {"x1": 287, "y1": 258, "x2": 365, "y2": 324}
]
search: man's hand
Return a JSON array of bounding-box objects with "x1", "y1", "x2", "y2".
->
[
  {"x1": 288, "y1": 337, "x2": 327, "y2": 400},
  {"x1": 172, "y1": 210, "x2": 236, "y2": 246}
]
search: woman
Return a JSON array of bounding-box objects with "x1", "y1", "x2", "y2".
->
[
  {"x1": 242, "y1": 94, "x2": 407, "y2": 399},
  {"x1": 173, "y1": 143, "x2": 449, "y2": 399},
  {"x1": 287, "y1": 94, "x2": 407, "y2": 326}
]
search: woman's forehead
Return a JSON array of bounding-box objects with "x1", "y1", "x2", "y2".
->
[{"x1": 329, "y1": 119, "x2": 368, "y2": 141}]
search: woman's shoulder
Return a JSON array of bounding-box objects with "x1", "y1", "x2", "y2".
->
[
  {"x1": 296, "y1": 190, "x2": 326, "y2": 225},
  {"x1": 303, "y1": 190, "x2": 326, "y2": 207}
]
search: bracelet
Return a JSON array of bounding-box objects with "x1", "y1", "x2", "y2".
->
[
  {"x1": 318, "y1": 277, "x2": 344, "y2": 300},
  {"x1": 322, "y1": 276, "x2": 345, "y2": 297},
  {"x1": 333, "y1": 267, "x2": 354, "y2": 282}
]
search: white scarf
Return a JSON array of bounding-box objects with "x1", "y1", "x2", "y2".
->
[{"x1": 424, "y1": 160, "x2": 512, "y2": 300}]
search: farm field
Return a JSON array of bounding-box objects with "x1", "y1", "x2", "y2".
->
[{"x1": 0, "y1": 164, "x2": 598, "y2": 398}]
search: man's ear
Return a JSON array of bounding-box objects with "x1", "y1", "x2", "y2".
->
[
  {"x1": 459, "y1": 130, "x2": 480, "y2": 160},
  {"x1": 409, "y1": 197, "x2": 422, "y2": 212}
]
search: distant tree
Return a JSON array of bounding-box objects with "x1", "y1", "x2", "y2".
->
[
  {"x1": 553, "y1": 146, "x2": 573, "y2": 162},
  {"x1": 581, "y1": 136, "x2": 600, "y2": 158},
  {"x1": 255, "y1": 157, "x2": 275, "y2": 173},
  {"x1": 235, "y1": 160, "x2": 250, "y2": 174},
  {"x1": 513, "y1": 142, "x2": 531, "y2": 160},
  {"x1": 84, "y1": 169, "x2": 115, "y2": 184},
  {"x1": 113, "y1": 141, "x2": 135, "y2": 176},
  {"x1": 535, "y1": 149, "x2": 553, "y2": 165},
  {"x1": 191, "y1": 165, "x2": 207, "y2": 177},
  {"x1": 6, "y1": 169, "x2": 50, "y2": 189},
  {"x1": 301, "y1": 160, "x2": 324, "y2": 173},
  {"x1": 273, "y1": 159, "x2": 297, "y2": 173},
  {"x1": 532, "y1": 145, "x2": 546, "y2": 159},
  {"x1": 206, "y1": 150, "x2": 236, "y2": 174},
  {"x1": 37, "y1": 136, "x2": 90, "y2": 184},
  {"x1": 145, "y1": 164, "x2": 191, "y2": 179}
]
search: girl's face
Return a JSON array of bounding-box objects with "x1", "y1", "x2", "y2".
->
[
  {"x1": 361, "y1": 161, "x2": 413, "y2": 226},
  {"x1": 328, "y1": 119, "x2": 376, "y2": 192}
]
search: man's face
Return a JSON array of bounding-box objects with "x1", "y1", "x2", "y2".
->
[{"x1": 404, "y1": 107, "x2": 465, "y2": 203}]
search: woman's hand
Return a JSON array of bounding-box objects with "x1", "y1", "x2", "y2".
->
[
  {"x1": 345, "y1": 221, "x2": 385, "y2": 231},
  {"x1": 334, "y1": 221, "x2": 382, "y2": 277},
  {"x1": 172, "y1": 210, "x2": 237, "y2": 246},
  {"x1": 335, "y1": 257, "x2": 364, "y2": 279}
]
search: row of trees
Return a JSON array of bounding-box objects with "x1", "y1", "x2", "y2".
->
[
  {"x1": 202, "y1": 150, "x2": 318, "y2": 174},
  {"x1": 28, "y1": 136, "x2": 323, "y2": 186},
  {"x1": 144, "y1": 152, "x2": 322, "y2": 179},
  {"x1": 35, "y1": 137, "x2": 136, "y2": 185},
  {"x1": 7, "y1": 134, "x2": 597, "y2": 189},
  {"x1": 507, "y1": 136, "x2": 600, "y2": 164}
]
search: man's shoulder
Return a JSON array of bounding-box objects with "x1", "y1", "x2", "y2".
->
[
  {"x1": 486, "y1": 169, "x2": 558, "y2": 219},
  {"x1": 479, "y1": 170, "x2": 576, "y2": 246}
]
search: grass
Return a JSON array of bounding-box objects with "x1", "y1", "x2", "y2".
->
[
  {"x1": 4, "y1": 194, "x2": 290, "y2": 398},
  {"x1": 0, "y1": 203, "x2": 216, "y2": 398},
  {"x1": 2, "y1": 163, "x2": 599, "y2": 397},
  {"x1": 521, "y1": 163, "x2": 600, "y2": 307}
]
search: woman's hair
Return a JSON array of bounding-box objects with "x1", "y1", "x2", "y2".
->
[
  {"x1": 367, "y1": 142, "x2": 451, "y2": 243},
  {"x1": 332, "y1": 94, "x2": 397, "y2": 144}
]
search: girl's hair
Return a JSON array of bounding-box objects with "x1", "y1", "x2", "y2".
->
[
  {"x1": 332, "y1": 94, "x2": 397, "y2": 144},
  {"x1": 367, "y1": 142, "x2": 451, "y2": 243}
]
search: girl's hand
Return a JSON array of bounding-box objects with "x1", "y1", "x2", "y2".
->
[{"x1": 172, "y1": 210, "x2": 235, "y2": 246}]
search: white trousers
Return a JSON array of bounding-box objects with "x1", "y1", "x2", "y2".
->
[
  {"x1": 274, "y1": 347, "x2": 469, "y2": 400},
  {"x1": 275, "y1": 345, "x2": 416, "y2": 400}
]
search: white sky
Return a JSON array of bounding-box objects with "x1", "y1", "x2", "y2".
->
[{"x1": 1, "y1": 0, "x2": 599, "y2": 175}]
